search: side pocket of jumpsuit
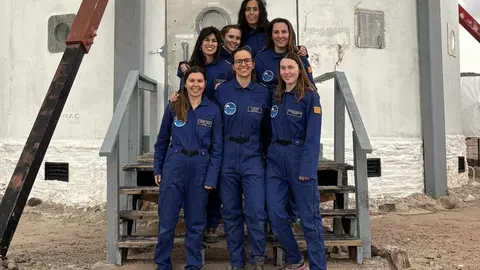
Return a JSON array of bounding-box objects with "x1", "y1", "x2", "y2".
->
[{"x1": 160, "y1": 148, "x2": 176, "y2": 189}]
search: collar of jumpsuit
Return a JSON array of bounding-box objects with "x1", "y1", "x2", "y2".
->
[{"x1": 232, "y1": 78, "x2": 256, "y2": 91}]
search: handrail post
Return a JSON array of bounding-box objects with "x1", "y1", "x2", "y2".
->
[
  {"x1": 353, "y1": 131, "x2": 371, "y2": 261},
  {"x1": 106, "y1": 140, "x2": 121, "y2": 264},
  {"x1": 333, "y1": 74, "x2": 347, "y2": 236},
  {"x1": 334, "y1": 75, "x2": 346, "y2": 178},
  {"x1": 150, "y1": 83, "x2": 159, "y2": 151}
]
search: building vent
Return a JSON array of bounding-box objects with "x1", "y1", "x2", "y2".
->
[
  {"x1": 355, "y1": 9, "x2": 385, "y2": 49},
  {"x1": 45, "y1": 162, "x2": 69, "y2": 182},
  {"x1": 48, "y1": 14, "x2": 76, "y2": 53},
  {"x1": 458, "y1": 156, "x2": 466, "y2": 173},
  {"x1": 367, "y1": 158, "x2": 381, "y2": 177}
]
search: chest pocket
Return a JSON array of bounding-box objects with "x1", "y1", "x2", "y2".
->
[
  {"x1": 195, "y1": 114, "x2": 214, "y2": 141},
  {"x1": 285, "y1": 103, "x2": 306, "y2": 128}
]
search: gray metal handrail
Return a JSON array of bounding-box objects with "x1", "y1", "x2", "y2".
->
[
  {"x1": 100, "y1": 70, "x2": 158, "y2": 156},
  {"x1": 99, "y1": 70, "x2": 158, "y2": 265},
  {"x1": 314, "y1": 71, "x2": 372, "y2": 263},
  {"x1": 314, "y1": 71, "x2": 372, "y2": 152}
]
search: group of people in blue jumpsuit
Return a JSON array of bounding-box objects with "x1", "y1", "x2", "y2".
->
[{"x1": 153, "y1": 0, "x2": 326, "y2": 269}]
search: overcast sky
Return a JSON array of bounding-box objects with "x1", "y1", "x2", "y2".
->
[{"x1": 460, "y1": 0, "x2": 480, "y2": 18}]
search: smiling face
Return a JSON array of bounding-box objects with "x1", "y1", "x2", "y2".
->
[
  {"x1": 245, "y1": 0, "x2": 260, "y2": 26},
  {"x1": 279, "y1": 58, "x2": 300, "y2": 85},
  {"x1": 233, "y1": 50, "x2": 254, "y2": 78},
  {"x1": 272, "y1": 22, "x2": 289, "y2": 50},
  {"x1": 185, "y1": 72, "x2": 206, "y2": 98},
  {"x1": 223, "y1": 28, "x2": 241, "y2": 52},
  {"x1": 201, "y1": 33, "x2": 218, "y2": 57}
]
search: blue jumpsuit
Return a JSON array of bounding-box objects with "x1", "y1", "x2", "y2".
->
[
  {"x1": 220, "y1": 46, "x2": 233, "y2": 63},
  {"x1": 177, "y1": 59, "x2": 233, "y2": 230},
  {"x1": 266, "y1": 89, "x2": 326, "y2": 270},
  {"x1": 153, "y1": 98, "x2": 223, "y2": 270},
  {"x1": 254, "y1": 48, "x2": 315, "y2": 93},
  {"x1": 242, "y1": 28, "x2": 267, "y2": 57},
  {"x1": 176, "y1": 47, "x2": 233, "y2": 75},
  {"x1": 255, "y1": 48, "x2": 315, "y2": 223},
  {"x1": 177, "y1": 59, "x2": 234, "y2": 102},
  {"x1": 214, "y1": 79, "x2": 270, "y2": 267}
]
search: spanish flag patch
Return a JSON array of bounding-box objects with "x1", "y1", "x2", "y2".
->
[
  {"x1": 308, "y1": 66, "x2": 312, "y2": 73},
  {"x1": 314, "y1": 106, "x2": 322, "y2": 114}
]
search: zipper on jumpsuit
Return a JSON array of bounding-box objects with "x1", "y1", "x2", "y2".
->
[{"x1": 238, "y1": 90, "x2": 245, "y2": 175}]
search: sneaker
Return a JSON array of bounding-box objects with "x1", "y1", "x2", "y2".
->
[
  {"x1": 204, "y1": 227, "x2": 219, "y2": 243},
  {"x1": 232, "y1": 267, "x2": 244, "y2": 270},
  {"x1": 280, "y1": 258, "x2": 308, "y2": 270},
  {"x1": 253, "y1": 256, "x2": 265, "y2": 270}
]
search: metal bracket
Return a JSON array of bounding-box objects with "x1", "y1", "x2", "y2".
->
[{"x1": 148, "y1": 44, "x2": 166, "y2": 58}]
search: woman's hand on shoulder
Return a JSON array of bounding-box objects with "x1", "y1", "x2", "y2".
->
[
  {"x1": 169, "y1": 92, "x2": 179, "y2": 103},
  {"x1": 204, "y1": 186, "x2": 213, "y2": 190}
]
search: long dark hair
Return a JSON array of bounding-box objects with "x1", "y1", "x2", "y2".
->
[
  {"x1": 266, "y1": 18, "x2": 298, "y2": 53},
  {"x1": 171, "y1": 66, "x2": 207, "y2": 121},
  {"x1": 231, "y1": 46, "x2": 256, "y2": 81},
  {"x1": 275, "y1": 52, "x2": 315, "y2": 103},
  {"x1": 188, "y1": 27, "x2": 222, "y2": 67},
  {"x1": 238, "y1": 0, "x2": 269, "y2": 41}
]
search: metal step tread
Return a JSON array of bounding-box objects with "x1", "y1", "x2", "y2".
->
[
  {"x1": 119, "y1": 185, "x2": 355, "y2": 195},
  {"x1": 119, "y1": 208, "x2": 356, "y2": 221},
  {"x1": 118, "y1": 234, "x2": 361, "y2": 249}
]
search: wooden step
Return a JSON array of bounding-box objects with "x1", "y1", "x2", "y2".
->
[
  {"x1": 118, "y1": 234, "x2": 361, "y2": 249},
  {"x1": 124, "y1": 157, "x2": 354, "y2": 172},
  {"x1": 119, "y1": 208, "x2": 356, "y2": 221},
  {"x1": 119, "y1": 185, "x2": 355, "y2": 195}
]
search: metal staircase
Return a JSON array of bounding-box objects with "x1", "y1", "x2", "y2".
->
[{"x1": 99, "y1": 70, "x2": 372, "y2": 265}]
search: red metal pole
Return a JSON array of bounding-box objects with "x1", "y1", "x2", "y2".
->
[
  {"x1": 0, "y1": 0, "x2": 109, "y2": 258},
  {"x1": 459, "y1": 4, "x2": 480, "y2": 44}
]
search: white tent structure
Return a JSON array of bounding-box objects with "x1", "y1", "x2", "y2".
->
[{"x1": 461, "y1": 73, "x2": 480, "y2": 137}]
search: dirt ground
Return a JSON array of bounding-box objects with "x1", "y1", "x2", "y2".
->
[{"x1": 2, "y1": 182, "x2": 480, "y2": 270}]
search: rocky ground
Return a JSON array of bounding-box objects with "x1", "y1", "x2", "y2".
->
[{"x1": 1, "y1": 181, "x2": 480, "y2": 270}]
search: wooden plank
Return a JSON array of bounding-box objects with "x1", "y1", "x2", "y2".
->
[
  {"x1": 119, "y1": 185, "x2": 355, "y2": 195},
  {"x1": 123, "y1": 160, "x2": 354, "y2": 172},
  {"x1": 119, "y1": 208, "x2": 356, "y2": 221},
  {"x1": 118, "y1": 234, "x2": 361, "y2": 249}
]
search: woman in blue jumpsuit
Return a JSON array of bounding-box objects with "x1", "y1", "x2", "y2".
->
[
  {"x1": 254, "y1": 17, "x2": 314, "y2": 239},
  {"x1": 174, "y1": 26, "x2": 234, "y2": 243},
  {"x1": 178, "y1": 25, "x2": 241, "y2": 72},
  {"x1": 237, "y1": 0, "x2": 308, "y2": 57},
  {"x1": 255, "y1": 18, "x2": 315, "y2": 93},
  {"x1": 214, "y1": 47, "x2": 270, "y2": 270},
  {"x1": 219, "y1": 25, "x2": 242, "y2": 63},
  {"x1": 266, "y1": 52, "x2": 326, "y2": 270},
  {"x1": 177, "y1": 26, "x2": 234, "y2": 101},
  {"x1": 153, "y1": 66, "x2": 223, "y2": 270}
]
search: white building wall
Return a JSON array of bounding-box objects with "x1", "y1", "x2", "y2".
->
[
  {"x1": 297, "y1": 0, "x2": 424, "y2": 199},
  {"x1": 298, "y1": 0, "x2": 466, "y2": 199},
  {"x1": 0, "y1": 0, "x2": 115, "y2": 206},
  {"x1": 442, "y1": 0, "x2": 468, "y2": 188}
]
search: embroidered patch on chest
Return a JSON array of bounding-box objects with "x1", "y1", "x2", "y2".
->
[
  {"x1": 248, "y1": 106, "x2": 263, "y2": 114},
  {"x1": 287, "y1": 109, "x2": 303, "y2": 118},
  {"x1": 197, "y1": 119, "x2": 212, "y2": 127},
  {"x1": 215, "y1": 78, "x2": 226, "y2": 84},
  {"x1": 174, "y1": 117, "x2": 186, "y2": 127}
]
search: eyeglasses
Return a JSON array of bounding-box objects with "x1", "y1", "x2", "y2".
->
[{"x1": 233, "y1": 58, "x2": 252, "y2": 66}]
